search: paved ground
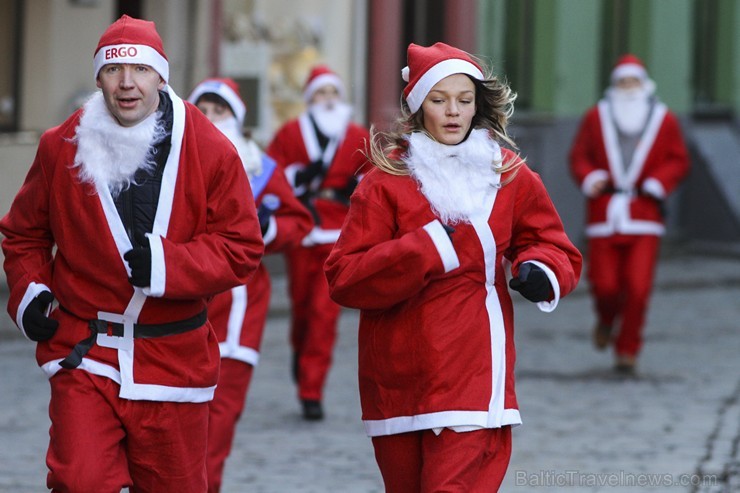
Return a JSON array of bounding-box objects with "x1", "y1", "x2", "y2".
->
[{"x1": 0, "y1": 252, "x2": 738, "y2": 492}]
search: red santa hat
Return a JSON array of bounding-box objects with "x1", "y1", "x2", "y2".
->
[
  {"x1": 402, "y1": 42, "x2": 484, "y2": 113},
  {"x1": 187, "y1": 78, "x2": 247, "y2": 126},
  {"x1": 610, "y1": 54, "x2": 648, "y2": 84},
  {"x1": 94, "y1": 15, "x2": 169, "y2": 83},
  {"x1": 303, "y1": 65, "x2": 346, "y2": 103}
]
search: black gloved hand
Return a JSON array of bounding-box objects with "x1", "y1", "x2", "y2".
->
[
  {"x1": 295, "y1": 160, "x2": 323, "y2": 188},
  {"x1": 124, "y1": 232, "x2": 152, "y2": 287},
  {"x1": 257, "y1": 194, "x2": 281, "y2": 236},
  {"x1": 22, "y1": 290, "x2": 59, "y2": 341},
  {"x1": 442, "y1": 224, "x2": 455, "y2": 241},
  {"x1": 509, "y1": 263, "x2": 552, "y2": 303}
]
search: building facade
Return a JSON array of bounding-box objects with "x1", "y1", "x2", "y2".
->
[{"x1": 1, "y1": 0, "x2": 739, "y2": 256}]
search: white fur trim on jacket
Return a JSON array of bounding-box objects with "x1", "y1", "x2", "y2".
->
[
  {"x1": 423, "y1": 220, "x2": 460, "y2": 273},
  {"x1": 582, "y1": 169, "x2": 610, "y2": 197},
  {"x1": 586, "y1": 100, "x2": 668, "y2": 237}
]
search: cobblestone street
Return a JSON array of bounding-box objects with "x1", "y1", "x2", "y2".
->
[{"x1": 1, "y1": 253, "x2": 738, "y2": 492}]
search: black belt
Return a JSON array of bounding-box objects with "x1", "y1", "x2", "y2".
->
[
  {"x1": 59, "y1": 309, "x2": 207, "y2": 370},
  {"x1": 605, "y1": 186, "x2": 653, "y2": 197},
  {"x1": 309, "y1": 187, "x2": 351, "y2": 205}
]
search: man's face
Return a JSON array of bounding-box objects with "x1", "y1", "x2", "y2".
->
[
  {"x1": 614, "y1": 76, "x2": 643, "y2": 91},
  {"x1": 309, "y1": 84, "x2": 341, "y2": 107},
  {"x1": 96, "y1": 63, "x2": 165, "y2": 127}
]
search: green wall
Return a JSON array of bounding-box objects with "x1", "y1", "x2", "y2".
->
[
  {"x1": 476, "y1": 0, "x2": 739, "y2": 118},
  {"x1": 645, "y1": 0, "x2": 692, "y2": 113},
  {"x1": 550, "y1": 0, "x2": 601, "y2": 116}
]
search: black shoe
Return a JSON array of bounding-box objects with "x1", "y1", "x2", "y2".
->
[
  {"x1": 292, "y1": 352, "x2": 299, "y2": 383},
  {"x1": 614, "y1": 355, "x2": 638, "y2": 377},
  {"x1": 302, "y1": 400, "x2": 324, "y2": 421},
  {"x1": 593, "y1": 323, "x2": 612, "y2": 350}
]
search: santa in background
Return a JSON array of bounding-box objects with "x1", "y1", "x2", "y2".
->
[
  {"x1": 266, "y1": 65, "x2": 370, "y2": 420},
  {"x1": 569, "y1": 54, "x2": 690, "y2": 374},
  {"x1": 188, "y1": 78, "x2": 313, "y2": 492}
]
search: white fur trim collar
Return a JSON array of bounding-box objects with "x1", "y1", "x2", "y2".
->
[
  {"x1": 73, "y1": 91, "x2": 165, "y2": 197},
  {"x1": 404, "y1": 129, "x2": 502, "y2": 224}
]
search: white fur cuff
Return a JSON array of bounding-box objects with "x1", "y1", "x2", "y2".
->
[
  {"x1": 582, "y1": 169, "x2": 610, "y2": 197},
  {"x1": 642, "y1": 178, "x2": 666, "y2": 199},
  {"x1": 423, "y1": 220, "x2": 459, "y2": 273}
]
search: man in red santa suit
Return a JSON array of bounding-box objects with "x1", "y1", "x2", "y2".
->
[
  {"x1": 325, "y1": 42, "x2": 582, "y2": 492},
  {"x1": 570, "y1": 54, "x2": 689, "y2": 374},
  {"x1": 0, "y1": 16, "x2": 264, "y2": 492},
  {"x1": 266, "y1": 65, "x2": 370, "y2": 420},
  {"x1": 188, "y1": 78, "x2": 314, "y2": 492}
]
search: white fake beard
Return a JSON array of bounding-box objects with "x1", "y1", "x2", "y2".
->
[
  {"x1": 214, "y1": 117, "x2": 263, "y2": 178},
  {"x1": 73, "y1": 91, "x2": 165, "y2": 197},
  {"x1": 404, "y1": 128, "x2": 502, "y2": 225},
  {"x1": 607, "y1": 82, "x2": 654, "y2": 135},
  {"x1": 309, "y1": 101, "x2": 352, "y2": 139}
]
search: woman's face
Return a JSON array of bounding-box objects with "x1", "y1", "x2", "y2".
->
[
  {"x1": 196, "y1": 100, "x2": 234, "y2": 123},
  {"x1": 420, "y1": 73, "x2": 476, "y2": 145}
]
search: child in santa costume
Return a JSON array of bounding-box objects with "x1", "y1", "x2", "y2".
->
[
  {"x1": 0, "y1": 16, "x2": 264, "y2": 492},
  {"x1": 324, "y1": 42, "x2": 582, "y2": 492},
  {"x1": 266, "y1": 65, "x2": 370, "y2": 420},
  {"x1": 188, "y1": 78, "x2": 313, "y2": 493},
  {"x1": 569, "y1": 54, "x2": 689, "y2": 374}
]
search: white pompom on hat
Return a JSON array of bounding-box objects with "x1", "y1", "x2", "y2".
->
[
  {"x1": 303, "y1": 65, "x2": 346, "y2": 103},
  {"x1": 93, "y1": 14, "x2": 169, "y2": 83},
  {"x1": 402, "y1": 42, "x2": 484, "y2": 113},
  {"x1": 188, "y1": 78, "x2": 247, "y2": 126},
  {"x1": 610, "y1": 54, "x2": 648, "y2": 84}
]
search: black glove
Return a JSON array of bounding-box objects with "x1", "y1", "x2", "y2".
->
[
  {"x1": 294, "y1": 160, "x2": 324, "y2": 188},
  {"x1": 442, "y1": 224, "x2": 455, "y2": 241},
  {"x1": 22, "y1": 291, "x2": 59, "y2": 341},
  {"x1": 124, "y1": 232, "x2": 152, "y2": 287},
  {"x1": 257, "y1": 195, "x2": 281, "y2": 236},
  {"x1": 509, "y1": 263, "x2": 552, "y2": 303},
  {"x1": 335, "y1": 177, "x2": 359, "y2": 204}
]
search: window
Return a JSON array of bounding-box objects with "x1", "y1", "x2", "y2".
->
[
  {"x1": 600, "y1": 0, "x2": 631, "y2": 90},
  {"x1": 692, "y1": 0, "x2": 733, "y2": 116},
  {"x1": 503, "y1": 0, "x2": 535, "y2": 110}
]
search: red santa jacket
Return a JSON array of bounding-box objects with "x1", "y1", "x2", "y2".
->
[
  {"x1": 325, "y1": 149, "x2": 582, "y2": 436},
  {"x1": 0, "y1": 87, "x2": 264, "y2": 402},
  {"x1": 266, "y1": 113, "x2": 370, "y2": 246},
  {"x1": 569, "y1": 100, "x2": 689, "y2": 237},
  {"x1": 208, "y1": 155, "x2": 313, "y2": 365}
]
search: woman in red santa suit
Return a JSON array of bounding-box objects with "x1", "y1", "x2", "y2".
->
[
  {"x1": 266, "y1": 65, "x2": 370, "y2": 420},
  {"x1": 325, "y1": 42, "x2": 582, "y2": 492},
  {"x1": 570, "y1": 54, "x2": 689, "y2": 374},
  {"x1": 188, "y1": 78, "x2": 313, "y2": 493},
  {"x1": 0, "y1": 16, "x2": 264, "y2": 493}
]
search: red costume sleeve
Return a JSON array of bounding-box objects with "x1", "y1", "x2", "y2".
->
[
  {"x1": 505, "y1": 164, "x2": 583, "y2": 298},
  {"x1": 0, "y1": 130, "x2": 57, "y2": 323},
  {"x1": 643, "y1": 111, "x2": 690, "y2": 195},
  {"x1": 259, "y1": 168, "x2": 314, "y2": 253},
  {"x1": 569, "y1": 106, "x2": 608, "y2": 188},
  {"x1": 325, "y1": 173, "x2": 449, "y2": 310}
]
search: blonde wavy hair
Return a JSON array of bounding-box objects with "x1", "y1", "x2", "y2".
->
[{"x1": 369, "y1": 55, "x2": 523, "y2": 184}]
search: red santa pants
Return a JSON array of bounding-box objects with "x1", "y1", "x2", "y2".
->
[
  {"x1": 285, "y1": 243, "x2": 341, "y2": 401},
  {"x1": 587, "y1": 234, "x2": 661, "y2": 356},
  {"x1": 371, "y1": 426, "x2": 512, "y2": 493},
  {"x1": 47, "y1": 370, "x2": 208, "y2": 493},
  {"x1": 206, "y1": 358, "x2": 254, "y2": 493}
]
